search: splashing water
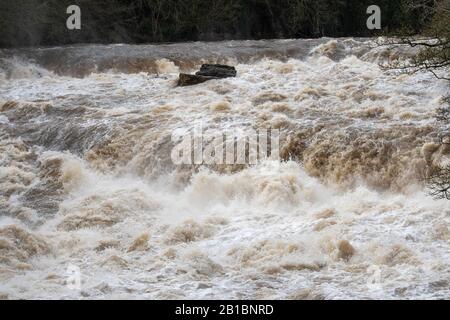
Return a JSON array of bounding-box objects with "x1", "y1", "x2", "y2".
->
[{"x1": 0, "y1": 38, "x2": 449, "y2": 300}]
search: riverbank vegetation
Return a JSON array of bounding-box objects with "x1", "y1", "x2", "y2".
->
[{"x1": 0, "y1": 0, "x2": 436, "y2": 48}]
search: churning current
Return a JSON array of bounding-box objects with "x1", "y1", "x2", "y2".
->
[{"x1": 0, "y1": 38, "x2": 449, "y2": 299}]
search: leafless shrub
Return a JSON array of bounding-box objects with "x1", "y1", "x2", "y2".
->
[{"x1": 427, "y1": 165, "x2": 450, "y2": 200}]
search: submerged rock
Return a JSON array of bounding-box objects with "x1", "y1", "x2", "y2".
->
[
  {"x1": 177, "y1": 64, "x2": 236, "y2": 86},
  {"x1": 177, "y1": 73, "x2": 217, "y2": 86}
]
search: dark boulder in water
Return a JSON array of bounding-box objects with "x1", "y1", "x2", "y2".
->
[
  {"x1": 196, "y1": 64, "x2": 237, "y2": 78},
  {"x1": 177, "y1": 73, "x2": 217, "y2": 86},
  {"x1": 178, "y1": 64, "x2": 236, "y2": 86}
]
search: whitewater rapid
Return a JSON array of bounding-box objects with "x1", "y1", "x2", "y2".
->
[{"x1": 0, "y1": 38, "x2": 449, "y2": 299}]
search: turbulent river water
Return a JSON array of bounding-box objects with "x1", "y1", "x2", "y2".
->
[{"x1": 0, "y1": 38, "x2": 449, "y2": 299}]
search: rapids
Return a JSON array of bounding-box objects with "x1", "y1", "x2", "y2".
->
[{"x1": 0, "y1": 38, "x2": 449, "y2": 299}]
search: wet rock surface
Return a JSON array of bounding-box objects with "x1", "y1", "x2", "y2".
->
[
  {"x1": 178, "y1": 64, "x2": 236, "y2": 86},
  {"x1": 196, "y1": 64, "x2": 237, "y2": 78}
]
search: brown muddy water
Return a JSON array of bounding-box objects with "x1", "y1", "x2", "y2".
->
[{"x1": 0, "y1": 38, "x2": 449, "y2": 299}]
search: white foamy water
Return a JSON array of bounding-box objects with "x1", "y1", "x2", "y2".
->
[{"x1": 0, "y1": 38, "x2": 449, "y2": 300}]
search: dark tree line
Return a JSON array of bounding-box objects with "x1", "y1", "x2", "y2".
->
[{"x1": 0, "y1": 0, "x2": 434, "y2": 48}]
